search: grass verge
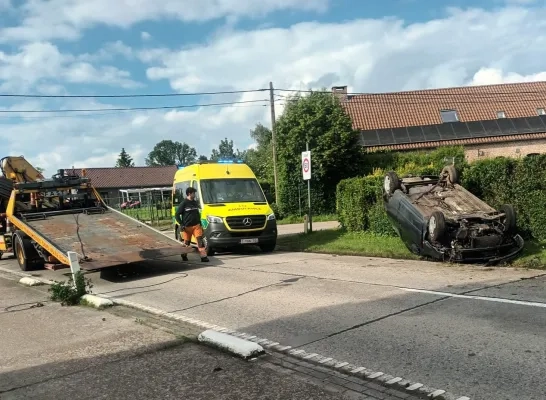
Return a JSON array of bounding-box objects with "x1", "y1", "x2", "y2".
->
[
  {"x1": 277, "y1": 229, "x2": 419, "y2": 260},
  {"x1": 277, "y1": 213, "x2": 337, "y2": 225},
  {"x1": 277, "y1": 228, "x2": 546, "y2": 269}
]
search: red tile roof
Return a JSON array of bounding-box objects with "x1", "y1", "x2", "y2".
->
[
  {"x1": 68, "y1": 166, "x2": 177, "y2": 189},
  {"x1": 341, "y1": 81, "x2": 546, "y2": 130}
]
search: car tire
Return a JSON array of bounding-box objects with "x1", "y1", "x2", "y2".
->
[
  {"x1": 428, "y1": 211, "x2": 446, "y2": 242},
  {"x1": 499, "y1": 204, "x2": 516, "y2": 233},
  {"x1": 441, "y1": 165, "x2": 459, "y2": 184},
  {"x1": 383, "y1": 171, "x2": 401, "y2": 195}
]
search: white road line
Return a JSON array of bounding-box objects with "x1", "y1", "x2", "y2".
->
[{"x1": 401, "y1": 287, "x2": 546, "y2": 308}]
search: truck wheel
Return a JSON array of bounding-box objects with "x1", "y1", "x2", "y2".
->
[
  {"x1": 259, "y1": 242, "x2": 276, "y2": 253},
  {"x1": 441, "y1": 165, "x2": 459, "y2": 184},
  {"x1": 499, "y1": 204, "x2": 516, "y2": 233},
  {"x1": 428, "y1": 211, "x2": 446, "y2": 242},
  {"x1": 383, "y1": 171, "x2": 401, "y2": 195},
  {"x1": 13, "y1": 233, "x2": 44, "y2": 271},
  {"x1": 203, "y1": 236, "x2": 215, "y2": 256}
]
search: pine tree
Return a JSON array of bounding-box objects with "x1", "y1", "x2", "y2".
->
[{"x1": 115, "y1": 148, "x2": 135, "y2": 168}]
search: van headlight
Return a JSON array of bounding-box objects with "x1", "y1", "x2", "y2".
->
[
  {"x1": 207, "y1": 216, "x2": 223, "y2": 223},
  {"x1": 267, "y1": 213, "x2": 276, "y2": 220}
]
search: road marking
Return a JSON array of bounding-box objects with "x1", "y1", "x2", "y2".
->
[{"x1": 401, "y1": 287, "x2": 546, "y2": 308}]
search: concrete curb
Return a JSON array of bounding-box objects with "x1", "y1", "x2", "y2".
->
[
  {"x1": 18, "y1": 276, "x2": 44, "y2": 286},
  {"x1": 81, "y1": 294, "x2": 113, "y2": 309},
  {"x1": 0, "y1": 267, "x2": 471, "y2": 400},
  {"x1": 197, "y1": 329, "x2": 265, "y2": 360}
]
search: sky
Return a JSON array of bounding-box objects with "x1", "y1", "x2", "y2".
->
[{"x1": 1, "y1": 0, "x2": 546, "y2": 175}]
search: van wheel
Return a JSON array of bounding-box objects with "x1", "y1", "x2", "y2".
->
[
  {"x1": 259, "y1": 242, "x2": 276, "y2": 253},
  {"x1": 13, "y1": 232, "x2": 44, "y2": 271},
  {"x1": 499, "y1": 204, "x2": 516, "y2": 233},
  {"x1": 203, "y1": 236, "x2": 215, "y2": 256},
  {"x1": 428, "y1": 211, "x2": 446, "y2": 242},
  {"x1": 441, "y1": 165, "x2": 459, "y2": 184},
  {"x1": 383, "y1": 172, "x2": 401, "y2": 195}
]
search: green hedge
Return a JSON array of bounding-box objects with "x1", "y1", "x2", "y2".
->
[
  {"x1": 463, "y1": 154, "x2": 546, "y2": 240},
  {"x1": 336, "y1": 175, "x2": 395, "y2": 235}
]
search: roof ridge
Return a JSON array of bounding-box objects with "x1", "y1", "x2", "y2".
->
[{"x1": 348, "y1": 80, "x2": 546, "y2": 97}]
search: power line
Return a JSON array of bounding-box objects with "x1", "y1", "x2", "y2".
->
[
  {"x1": 0, "y1": 99, "x2": 269, "y2": 114},
  {"x1": 0, "y1": 88, "x2": 268, "y2": 98}
]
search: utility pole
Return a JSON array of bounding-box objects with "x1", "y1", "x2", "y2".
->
[{"x1": 269, "y1": 81, "x2": 279, "y2": 205}]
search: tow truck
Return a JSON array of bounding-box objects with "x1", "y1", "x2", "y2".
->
[{"x1": 0, "y1": 156, "x2": 191, "y2": 271}]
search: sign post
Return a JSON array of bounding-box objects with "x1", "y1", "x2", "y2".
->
[{"x1": 302, "y1": 145, "x2": 312, "y2": 233}]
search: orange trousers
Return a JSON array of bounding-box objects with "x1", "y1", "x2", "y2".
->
[{"x1": 181, "y1": 224, "x2": 206, "y2": 257}]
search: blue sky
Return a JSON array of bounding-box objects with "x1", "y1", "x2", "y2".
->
[{"x1": 0, "y1": 0, "x2": 545, "y2": 174}]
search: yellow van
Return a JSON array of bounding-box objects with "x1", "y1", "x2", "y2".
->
[{"x1": 172, "y1": 160, "x2": 277, "y2": 256}]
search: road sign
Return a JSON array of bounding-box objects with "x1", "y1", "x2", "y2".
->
[{"x1": 302, "y1": 151, "x2": 311, "y2": 181}]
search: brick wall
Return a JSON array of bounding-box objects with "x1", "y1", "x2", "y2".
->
[{"x1": 465, "y1": 138, "x2": 546, "y2": 162}]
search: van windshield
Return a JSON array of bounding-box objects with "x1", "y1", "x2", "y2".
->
[{"x1": 200, "y1": 178, "x2": 266, "y2": 204}]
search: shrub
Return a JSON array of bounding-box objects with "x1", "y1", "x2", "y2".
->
[{"x1": 49, "y1": 271, "x2": 93, "y2": 306}]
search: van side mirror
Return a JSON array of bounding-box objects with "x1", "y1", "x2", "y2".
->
[{"x1": 265, "y1": 193, "x2": 273, "y2": 203}]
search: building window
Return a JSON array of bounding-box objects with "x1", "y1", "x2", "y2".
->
[
  {"x1": 537, "y1": 108, "x2": 546, "y2": 115},
  {"x1": 440, "y1": 109, "x2": 459, "y2": 123},
  {"x1": 497, "y1": 111, "x2": 506, "y2": 119}
]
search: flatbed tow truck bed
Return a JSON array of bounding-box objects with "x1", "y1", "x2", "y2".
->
[
  {"x1": 17, "y1": 207, "x2": 188, "y2": 270},
  {"x1": 0, "y1": 156, "x2": 191, "y2": 271}
]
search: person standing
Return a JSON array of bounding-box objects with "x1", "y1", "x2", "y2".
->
[{"x1": 175, "y1": 187, "x2": 209, "y2": 262}]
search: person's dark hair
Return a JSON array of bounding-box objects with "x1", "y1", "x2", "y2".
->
[{"x1": 186, "y1": 187, "x2": 196, "y2": 196}]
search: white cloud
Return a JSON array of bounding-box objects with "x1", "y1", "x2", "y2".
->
[
  {"x1": 141, "y1": 7, "x2": 546, "y2": 95},
  {"x1": 0, "y1": 0, "x2": 330, "y2": 42},
  {"x1": 141, "y1": 31, "x2": 151, "y2": 41},
  {"x1": 4, "y1": 5, "x2": 546, "y2": 177},
  {"x1": 0, "y1": 41, "x2": 140, "y2": 92}
]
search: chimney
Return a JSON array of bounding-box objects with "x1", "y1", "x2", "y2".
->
[{"x1": 331, "y1": 85, "x2": 348, "y2": 101}]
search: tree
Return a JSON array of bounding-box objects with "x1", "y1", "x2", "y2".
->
[
  {"x1": 35, "y1": 167, "x2": 44, "y2": 174},
  {"x1": 274, "y1": 90, "x2": 363, "y2": 215},
  {"x1": 198, "y1": 155, "x2": 208, "y2": 161},
  {"x1": 115, "y1": 148, "x2": 135, "y2": 168},
  {"x1": 210, "y1": 137, "x2": 246, "y2": 161},
  {"x1": 245, "y1": 123, "x2": 273, "y2": 183},
  {"x1": 145, "y1": 140, "x2": 197, "y2": 166}
]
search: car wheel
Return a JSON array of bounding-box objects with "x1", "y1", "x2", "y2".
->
[
  {"x1": 383, "y1": 171, "x2": 401, "y2": 195},
  {"x1": 428, "y1": 211, "x2": 446, "y2": 242},
  {"x1": 441, "y1": 165, "x2": 459, "y2": 184},
  {"x1": 499, "y1": 204, "x2": 516, "y2": 233}
]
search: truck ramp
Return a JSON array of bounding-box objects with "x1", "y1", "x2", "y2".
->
[{"x1": 21, "y1": 208, "x2": 185, "y2": 270}]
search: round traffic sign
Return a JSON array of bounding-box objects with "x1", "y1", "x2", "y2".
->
[{"x1": 303, "y1": 158, "x2": 310, "y2": 172}]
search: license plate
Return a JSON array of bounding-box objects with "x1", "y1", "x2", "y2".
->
[{"x1": 240, "y1": 238, "x2": 259, "y2": 244}]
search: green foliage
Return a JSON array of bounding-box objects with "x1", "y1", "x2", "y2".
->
[
  {"x1": 49, "y1": 271, "x2": 93, "y2": 306},
  {"x1": 146, "y1": 140, "x2": 197, "y2": 166},
  {"x1": 115, "y1": 148, "x2": 135, "y2": 168},
  {"x1": 245, "y1": 123, "x2": 273, "y2": 182},
  {"x1": 210, "y1": 137, "x2": 246, "y2": 161},
  {"x1": 463, "y1": 154, "x2": 546, "y2": 240},
  {"x1": 275, "y1": 90, "x2": 363, "y2": 215}
]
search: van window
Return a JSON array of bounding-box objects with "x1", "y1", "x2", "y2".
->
[
  {"x1": 173, "y1": 180, "x2": 191, "y2": 204},
  {"x1": 200, "y1": 178, "x2": 266, "y2": 204},
  {"x1": 192, "y1": 180, "x2": 200, "y2": 202}
]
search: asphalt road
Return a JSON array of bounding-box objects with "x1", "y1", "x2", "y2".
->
[{"x1": 2, "y1": 240, "x2": 545, "y2": 399}]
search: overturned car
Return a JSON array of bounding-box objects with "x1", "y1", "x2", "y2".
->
[{"x1": 382, "y1": 166, "x2": 524, "y2": 264}]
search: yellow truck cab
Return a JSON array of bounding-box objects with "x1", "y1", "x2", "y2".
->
[{"x1": 172, "y1": 160, "x2": 277, "y2": 255}]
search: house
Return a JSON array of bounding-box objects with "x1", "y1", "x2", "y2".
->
[
  {"x1": 69, "y1": 166, "x2": 177, "y2": 205},
  {"x1": 334, "y1": 82, "x2": 546, "y2": 161}
]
